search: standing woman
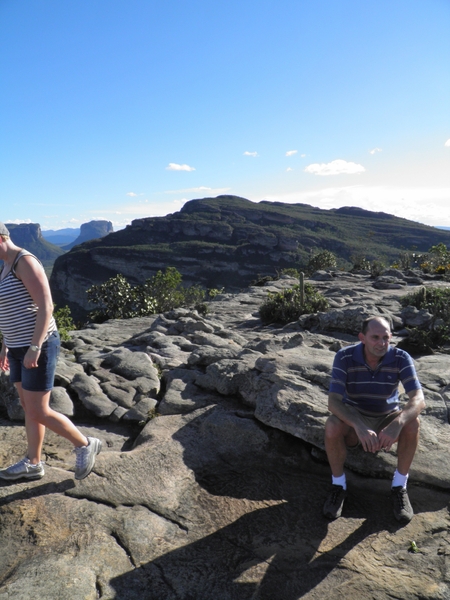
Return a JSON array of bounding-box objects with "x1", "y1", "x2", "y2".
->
[{"x1": 0, "y1": 222, "x2": 101, "y2": 481}]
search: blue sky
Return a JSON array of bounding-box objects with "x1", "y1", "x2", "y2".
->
[{"x1": 1, "y1": 0, "x2": 449, "y2": 231}]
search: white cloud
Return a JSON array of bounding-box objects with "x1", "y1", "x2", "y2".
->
[
  {"x1": 165, "y1": 186, "x2": 231, "y2": 195},
  {"x1": 369, "y1": 147, "x2": 382, "y2": 154},
  {"x1": 300, "y1": 154, "x2": 306, "y2": 158},
  {"x1": 285, "y1": 150, "x2": 298, "y2": 157},
  {"x1": 305, "y1": 159, "x2": 365, "y2": 176},
  {"x1": 166, "y1": 163, "x2": 196, "y2": 171},
  {"x1": 243, "y1": 151, "x2": 258, "y2": 157},
  {"x1": 286, "y1": 167, "x2": 293, "y2": 172},
  {"x1": 445, "y1": 139, "x2": 450, "y2": 147},
  {"x1": 126, "y1": 192, "x2": 138, "y2": 197},
  {"x1": 4, "y1": 218, "x2": 33, "y2": 225}
]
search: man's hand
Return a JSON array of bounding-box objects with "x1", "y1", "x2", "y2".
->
[
  {"x1": 377, "y1": 419, "x2": 403, "y2": 452},
  {"x1": 355, "y1": 426, "x2": 382, "y2": 453}
]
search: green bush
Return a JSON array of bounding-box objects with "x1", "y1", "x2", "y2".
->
[
  {"x1": 53, "y1": 305, "x2": 76, "y2": 341},
  {"x1": 350, "y1": 254, "x2": 371, "y2": 271},
  {"x1": 87, "y1": 268, "x2": 205, "y2": 322},
  {"x1": 87, "y1": 274, "x2": 155, "y2": 322},
  {"x1": 399, "y1": 286, "x2": 450, "y2": 352},
  {"x1": 306, "y1": 250, "x2": 337, "y2": 275},
  {"x1": 259, "y1": 283, "x2": 329, "y2": 325},
  {"x1": 419, "y1": 243, "x2": 450, "y2": 275},
  {"x1": 208, "y1": 287, "x2": 225, "y2": 298},
  {"x1": 279, "y1": 268, "x2": 300, "y2": 278},
  {"x1": 251, "y1": 274, "x2": 277, "y2": 286},
  {"x1": 370, "y1": 259, "x2": 386, "y2": 278}
]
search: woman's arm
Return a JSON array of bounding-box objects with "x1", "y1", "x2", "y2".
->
[{"x1": 15, "y1": 255, "x2": 54, "y2": 369}]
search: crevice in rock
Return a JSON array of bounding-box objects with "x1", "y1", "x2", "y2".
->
[
  {"x1": 139, "y1": 504, "x2": 189, "y2": 533},
  {"x1": 110, "y1": 530, "x2": 136, "y2": 568}
]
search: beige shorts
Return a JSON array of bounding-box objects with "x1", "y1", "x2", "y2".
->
[{"x1": 347, "y1": 409, "x2": 401, "y2": 449}]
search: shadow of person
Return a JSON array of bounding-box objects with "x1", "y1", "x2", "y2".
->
[
  {"x1": 0, "y1": 477, "x2": 75, "y2": 505},
  {"x1": 110, "y1": 402, "x2": 446, "y2": 599}
]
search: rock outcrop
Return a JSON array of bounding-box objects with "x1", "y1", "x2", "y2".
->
[
  {"x1": 5, "y1": 223, "x2": 64, "y2": 267},
  {"x1": 62, "y1": 220, "x2": 114, "y2": 250},
  {"x1": 48, "y1": 195, "x2": 450, "y2": 321},
  {"x1": 1, "y1": 271, "x2": 450, "y2": 599}
]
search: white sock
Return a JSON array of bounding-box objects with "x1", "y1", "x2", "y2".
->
[
  {"x1": 332, "y1": 474, "x2": 347, "y2": 490},
  {"x1": 392, "y1": 469, "x2": 408, "y2": 489}
]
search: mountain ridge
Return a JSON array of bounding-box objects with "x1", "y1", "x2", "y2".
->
[{"x1": 48, "y1": 195, "x2": 450, "y2": 321}]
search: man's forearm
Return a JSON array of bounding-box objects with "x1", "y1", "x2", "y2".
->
[{"x1": 397, "y1": 390, "x2": 425, "y2": 427}]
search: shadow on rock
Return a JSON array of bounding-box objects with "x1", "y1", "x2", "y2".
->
[
  {"x1": 0, "y1": 478, "x2": 75, "y2": 506},
  {"x1": 110, "y1": 405, "x2": 447, "y2": 599}
]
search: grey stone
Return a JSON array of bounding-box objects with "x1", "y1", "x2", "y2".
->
[
  {"x1": 159, "y1": 368, "x2": 214, "y2": 415},
  {"x1": 122, "y1": 398, "x2": 158, "y2": 422},
  {"x1": 49, "y1": 386, "x2": 74, "y2": 416},
  {"x1": 101, "y1": 347, "x2": 160, "y2": 393},
  {"x1": 54, "y1": 355, "x2": 84, "y2": 387},
  {"x1": 70, "y1": 372, "x2": 118, "y2": 417}
]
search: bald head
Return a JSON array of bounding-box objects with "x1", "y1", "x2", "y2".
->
[{"x1": 361, "y1": 316, "x2": 392, "y2": 335}]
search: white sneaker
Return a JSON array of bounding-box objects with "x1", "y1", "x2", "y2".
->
[
  {"x1": 0, "y1": 457, "x2": 45, "y2": 481},
  {"x1": 74, "y1": 437, "x2": 102, "y2": 480}
]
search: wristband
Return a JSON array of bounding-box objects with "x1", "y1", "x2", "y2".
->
[{"x1": 29, "y1": 345, "x2": 41, "y2": 352}]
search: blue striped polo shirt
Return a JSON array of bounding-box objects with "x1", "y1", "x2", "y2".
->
[{"x1": 329, "y1": 343, "x2": 421, "y2": 414}]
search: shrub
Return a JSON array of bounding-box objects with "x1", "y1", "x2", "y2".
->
[
  {"x1": 87, "y1": 268, "x2": 205, "y2": 322},
  {"x1": 370, "y1": 259, "x2": 386, "y2": 278},
  {"x1": 419, "y1": 243, "x2": 450, "y2": 275},
  {"x1": 87, "y1": 274, "x2": 154, "y2": 322},
  {"x1": 350, "y1": 254, "x2": 371, "y2": 271},
  {"x1": 208, "y1": 287, "x2": 225, "y2": 298},
  {"x1": 306, "y1": 250, "x2": 337, "y2": 275},
  {"x1": 259, "y1": 283, "x2": 329, "y2": 325},
  {"x1": 399, "y1": 286, "x2": 450, "y2": 351},
  {"x1": 251, "y1": 274, "x2": 277, "y2": 286},
  {"x1": 53, "y1": 305, "x2": 76, "y2": 341},
  {"x1": 279, "y1": 268, "x2": 300, "y2": 278}
]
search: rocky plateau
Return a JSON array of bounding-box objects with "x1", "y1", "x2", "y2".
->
[{"x1": 0, "y1": 269, "x2": 450, "y2": 599}]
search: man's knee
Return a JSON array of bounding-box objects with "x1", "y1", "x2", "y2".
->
[
  {"x1": 325, "y1": 415, "x2": 348, "y2": 439},
  {"x1": 400, "y1": 416, "x2": 420, "y2": 438}
]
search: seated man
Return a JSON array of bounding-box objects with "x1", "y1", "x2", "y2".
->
[{"x1": 323, "y1": 316, "x2": 425, "y2": 523}]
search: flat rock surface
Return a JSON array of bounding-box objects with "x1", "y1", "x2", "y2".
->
[{"x1": 0, "y1": 272, "x2": 450, "y2": 599}]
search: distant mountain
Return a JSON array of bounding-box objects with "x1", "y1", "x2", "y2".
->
[
  {"x1": 62, "y1": 220, "x2": 113, "y2": 250},
  {"x1": 42, "y1": 228, "x2": 80, "y2": 246},
  {"x1": 49, "y1": 195, "x2": 450, "y2": 321},
  {"x1": 6, "y1": 223, "x2": 64, "y2": 268}
]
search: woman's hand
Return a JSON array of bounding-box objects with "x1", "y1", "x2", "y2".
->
[
  {"x1": 23, "y1": 347, "x2": 40, "y2": 369},
  {"x1": 0, "y1": 346, "x2": 9, "y2": 371}
]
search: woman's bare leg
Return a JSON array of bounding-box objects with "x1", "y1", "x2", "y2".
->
[{"x1": 15, "y1": 383, "x2": 88, "y2": 463}]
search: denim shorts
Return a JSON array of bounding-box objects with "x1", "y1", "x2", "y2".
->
[{"x1": 8, "y1": 330, "x2": 60, "y2": 392}]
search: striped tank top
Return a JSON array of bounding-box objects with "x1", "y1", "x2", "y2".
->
[{"x1": 0, "y1": 250, "x2": 57, "y2": 348}]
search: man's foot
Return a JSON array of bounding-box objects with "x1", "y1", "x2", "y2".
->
[
  {"x1": 323, "y1": 484, "x2": 347, "y2": 519},
  {"x1": 391, "y1": 486, "x2": 414, "y2": 523},
  {"x1": 0, "y1": 457, "x2": 45, "y2": 481},
  {"x1": 74, "y1": 437, "x2": 102, "y2": 480}
]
